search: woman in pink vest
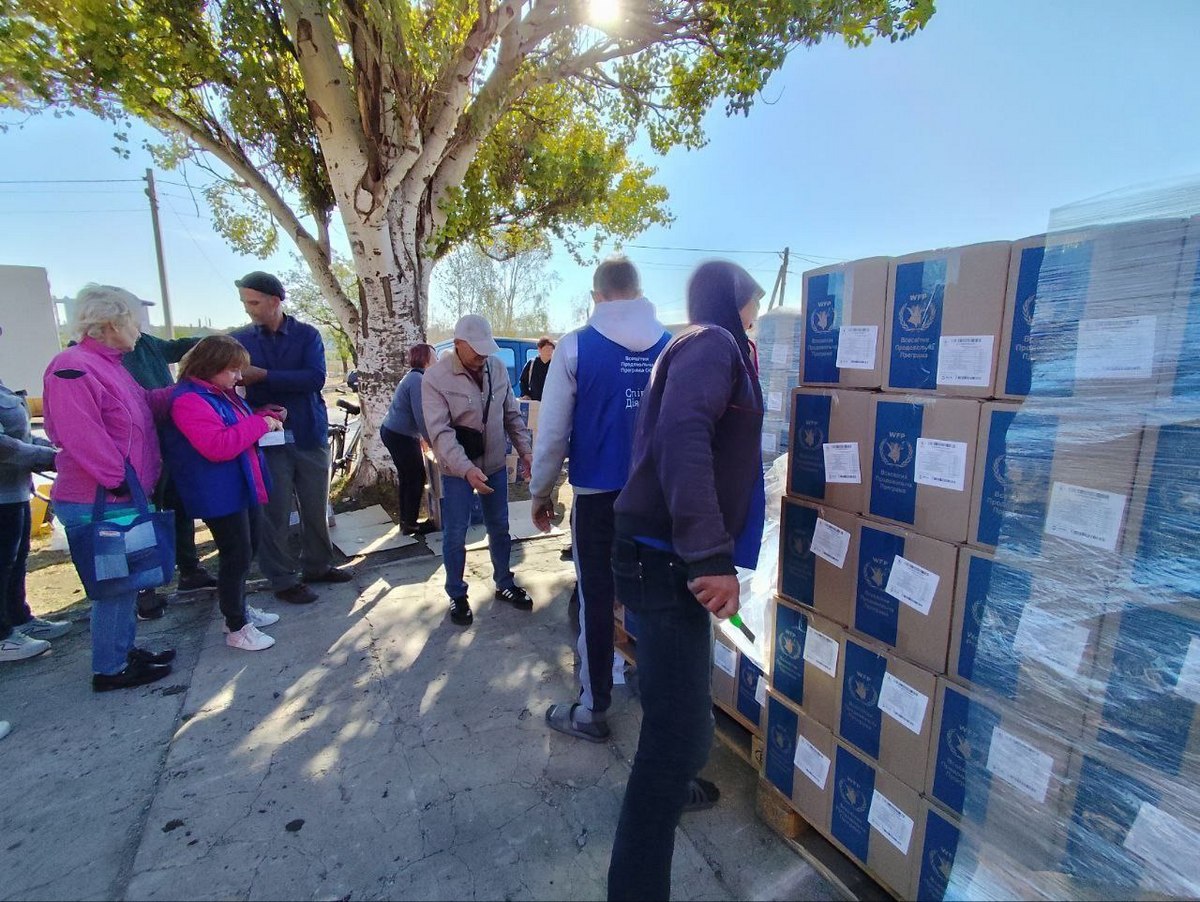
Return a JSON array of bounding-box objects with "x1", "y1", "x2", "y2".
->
[{"x1": 42, "y1": 285, "x2": 175, "y2": 692}]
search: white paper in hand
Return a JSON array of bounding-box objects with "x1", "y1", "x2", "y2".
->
[
  {"x1": 914, "y1": 438, "x2": 967, "y2": 492},
  {"x1": 810, "y1": 518, "x2": 851, "y2": 569},
  {"x1": 822, "y1": 442, "x2": 861, "y2": 484},
  {"x1": 878, "y1": 671, "x2": 929, "y2": 734},
  {"x1": 884, "y1": 555, "x2": 939, "y2": 616}
]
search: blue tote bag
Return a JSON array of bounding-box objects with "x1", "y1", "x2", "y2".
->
[{"x1": 65, "y1": 461, "x2": 176, "y2": 600}]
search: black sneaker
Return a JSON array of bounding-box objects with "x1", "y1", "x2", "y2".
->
[
  {"x1": 495, "y1": 585, "x2": 533, "y2": 610},
  {"x1": 449, "y1": 596, "x2": 473, "y2": 626},
  {"x1": 177, "y1": 569, "x2": 217, "y2": 593},
  {"x1": 92, "y1": 661, "x2": 172, "y2": 693},
  {"x1": 136, "y1": 603, "x2": 167, "y2": 622},
  {"x1": 128, "y1": 647, "x2": 177, "y2": 666},
  {"x1": 275, "y1": 584, "x2": 319, "y2": 605}
]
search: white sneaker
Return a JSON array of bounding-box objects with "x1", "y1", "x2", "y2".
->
[
  {"x1": 246, "y1": 606, "x2": 280, "y2": 628},
  {"x1": 0, "y1": 632, "x2": 51, "y2": 662},
  {"x1": 226, "y1": 623, "x2": 276, "y2": 651},
  {"x1": 15, "y1": 617, "x2": 70, "y2": 640}
]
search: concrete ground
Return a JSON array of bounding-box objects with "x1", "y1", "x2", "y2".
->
[{"x1": 0, "y1": 534, "x2": 837, "y2": 902}]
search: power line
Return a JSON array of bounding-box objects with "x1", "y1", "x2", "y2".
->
[
  {"x1": 0, "y1": 208, "x2": 146, "y2": 214},
  {"x1": 625, "y1": 242, "x2": 782, "y2": 255},
  {"x1": 0, "y1": 177, "x2": 144, "y2": 184}
]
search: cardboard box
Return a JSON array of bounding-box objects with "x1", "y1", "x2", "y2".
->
[
  {"x1": 768, "y1": 598, "x2": 843, "y2": 730},
  {"x1": 786, "y1": 388, "x2": 873, "y2": 514},
  {"x1": 1159, "y1": 213, "x2": 1200, "y2": 402},
  {"x1": 867, "y1": 394, "x2": 981, "y2": 544},
  {"x1": 734, "y1": 651, "x2": 767, "y2": 736},
  {"x1": 1002, "y1": 220, "x2": 1189, "y2": 402},
  {"x1": 828, "y1": 740, "x2": 923, "y2": 898},
  {"x1": 777, "y1": 498, "x2": 858, "y2": 627},
  {"x1": 1121, "y1": 420, "x2": 1200, "y2": 599},
  {"x1": 1063, "y1": 749, "x2": 1200, "y2": 899},
  {"x1": 800, "y1": 257, "x2": 890, "y2": 390},
  {"x1": 712, "y1": 630, "x2": 738, "y2": 713},
  {"x1": 925, "y1": 678, "x2": 1071, "y2": 867},
  {"x1": 948, "y1": 546, "x2": 1100, "y2": 735},
  {"x1": 850, "y1": 518, "x2": 957, "y2": 674},
  {"x1": 967, "y1": 398, "x2": 1143, "y2": 557},
  {"x1": 1085, "y1": 595, "x2": 1200, "y2": 783},
  {"x1": 882, "y1": 241, "x2": 1011, "y2": 397},
  {"x1": 763, "y1": 691, "x2": 835, "y2": 833},
  {"x1": 837, "y1": 634, "x2": 935, "y2": 792}
]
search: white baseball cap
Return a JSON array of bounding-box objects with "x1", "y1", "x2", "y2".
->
[{"x1": 454, "y1": 314, "x2": 500, "y2": 356}]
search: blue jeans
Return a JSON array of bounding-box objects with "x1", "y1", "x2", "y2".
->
[
  {"x1": 440, "y1": 469, "x2": 514, "y2": 598},
  {"x1": 607, "y1": 537, "x2": 715, "y2": 902},
  {"x1": 0, "y1": 502, "x2": 33, "y2": 640},
  {"x1": 56, "y1": 501, "x2": 140, "y2": 676}
]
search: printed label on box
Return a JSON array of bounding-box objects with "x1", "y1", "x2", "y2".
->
[
  {"x1": 878, "y1": 671, "x2": 929, "y2": 735},
  {"x1": 803, "y1": 628, "x2": 839, "y2": 678},
  {"x1": 1043, "y1": 482, "x2": 1127, "y2": 551},
  {"x1": 936, "y1": 335, "x2": 995, "y2": 387},
  {"x1": 836, "y1": 325, "x2": 878, "y2": 370},
  {"x1": 1174, "y1": 636, "x2": 1200, "y2": 705},
  {"x1": 1012, "y1": 606, "x2": 1089, "y2": 678},
  {"x1": 755, "y1": 675, "x2": 768, "y2": 707},
  {"x1": 822, "y1": 442, "x2": 862, "y2": 484},
  {"x1": 1075, "y1": 315, "x2": 1157, "y2": 381},
  {"x1": 1122, "y1": 802, "x2": 1200, "y2": 894},
  {"x1": 762, "y1": 432, "x2": 779, "y2": 454},
  {"x1": 985, "y1": 727, "x2": 1054, "y2": 804},
  {"x1": 767, "y1": 390, "x2": 783, "y2": 413},
  {"x1": 884, "y1": 555, "x2": 939, "y2": 616},
  {"x1": 794, "y1": 735, "x2": 831, "y2": 789},
  {"x1": 868, "y1": 790, "x2": 914, "y2": 855},
  {"x1": 810, "y1": 518, "x2": 851, "y2": 569},
  {"x1": 772, "y1": 343, "x2": 792, "y2": 367},
  {"x1": 714, "y1": 642, "x2": 736, "y2": 677},
  {"x1": 914, "y1": 438, "x2": 967, "y2": 491}
]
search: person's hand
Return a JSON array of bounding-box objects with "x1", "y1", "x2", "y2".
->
[
  {"x1": 519, "y1": 452, "x2": 533, "y2": 480},
  {"x1": 263, "y1": 403, "x2": 287, "y2": 422},
  {"x1": 466, "y1": 467, "x2": 493, "y2": 494},
  {"x1": 263, "y1": 415, "x2": 284, "y2": 432},
  {"x1": 531, "y1": 496, "x2": 555, "y2": 533},
  {"x1": 239, "y1": 364, "x2": 268, "y2": 386},
  {"x1": 687, "y1": 574, "x2": 741, "y2": 620}
]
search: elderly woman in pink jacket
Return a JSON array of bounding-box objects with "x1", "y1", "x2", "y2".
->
[{"x1": 43, "y1": 285, "x2": 176, "y2": 692}]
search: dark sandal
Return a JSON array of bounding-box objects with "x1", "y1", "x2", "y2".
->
[
  {"x1": 682, "y1": 778, "x2": 720, "y2": 813},
  {"x1": 545, "y1": 703, "x2": 611, "y2": 743}
]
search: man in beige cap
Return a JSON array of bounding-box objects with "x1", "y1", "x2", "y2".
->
[{"x1": 423, "y1": 314, "x2": 534, "y2": 626}]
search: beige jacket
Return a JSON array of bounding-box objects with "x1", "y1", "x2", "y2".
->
[{"x1": 422, "y1": 348, "x2": 532, "y2": 479}]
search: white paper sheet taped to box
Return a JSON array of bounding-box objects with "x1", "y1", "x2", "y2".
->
[
  {"x1": 835, "y1": 325, "x2": 878, "y2": 370},
  {"x1": 762, "y1": 432, "x2": 779, "y2": 454},
  {"x1": 1174, "y1": 636, "x2": 1200, "y2": 704},
  {"x1": 802, "y1": 628, "x2": 839, "y2": 678},
  {"x1": 822, "y1": 442, "x2": 861, "y2": 485},
  {"x1": 985, "y1": 726, "x2": 1054, "y2": 804},
  {"x1": 810, "y1": 518, "x2": 851, "y2": 569},
  {"x1": 794, "y1": 735, "x2": 831, "y2": 790},
  {"x1": 1012, "y1": 606, "x2": 1089, "y2": 678},
  {"x1": 772, "y1": 342, "x2": 792, "y2": 366},
  {"x1": 867, "y1": 789, "x2": 914, "y2": 855},
  {"x1": 1043, "y1": 482, "x2": 1127, "y2": 551},
  {"x1": 755, "y1": 675, "x2": 768, "y2": 707},
  {"x1": 1075, "y1": 315, "x2": 1157, "y2": 381},
  {"x1": 914, "y1": 438, "x2": 967, "y2": 492},
  {"x1": 884, "y1": 555, "x2": 939, "y2": 616},
  {"x1": 937, "y1": 335, "x2": 995, "y2": 387},
  {"x1": 878, "y1": 671, "x2": 929, "y2": 734},
  {"x1": 767, "y1": 390, "x2": 784, "y2": 413},
  {"x1": 714, "y1": 642, "x2": 737, "y2": 677},
  {"x1": 1123, "y1": 802, "x2": 1200, "y2": 896}
]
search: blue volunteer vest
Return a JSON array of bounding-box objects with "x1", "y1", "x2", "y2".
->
[{"x1": 569, "y1": 326, "x2": 671, "y2": 491}]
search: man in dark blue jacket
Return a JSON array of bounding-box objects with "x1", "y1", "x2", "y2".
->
[
  {"x1": 232, "y1": 272, "x2": 352, "y2": 605},
  {"x1": 607, "y1": 261, "x2": 766, "y2": 902}
]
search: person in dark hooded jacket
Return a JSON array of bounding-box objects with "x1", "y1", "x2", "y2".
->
[{"x1": 607, "y1": 261, "x2": 766, "y2": 901}]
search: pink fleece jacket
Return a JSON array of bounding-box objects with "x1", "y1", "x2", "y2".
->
[
  {"x1": 43, "y1": 337, "x2": 172, "y2": 505},
  {"x1": 170, "y1": 378, "x2": 270, "y2": 504}
]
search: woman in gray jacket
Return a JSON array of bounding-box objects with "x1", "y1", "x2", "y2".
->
[{"x1": 380, "y1": 343, "x2": 437, "y2": 535}]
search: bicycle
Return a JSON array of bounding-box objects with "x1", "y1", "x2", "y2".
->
[{"x1": 328, "y1": 396, "x2": 362, "y2": 490}]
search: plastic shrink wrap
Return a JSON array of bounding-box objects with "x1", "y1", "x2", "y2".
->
[{"x1": 757, "y1": 310, "x2": 804, "y2": 466}]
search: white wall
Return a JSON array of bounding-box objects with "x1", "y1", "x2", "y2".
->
[{"x1": 0, "y1": 266, "x2": 61, "y2": 395}]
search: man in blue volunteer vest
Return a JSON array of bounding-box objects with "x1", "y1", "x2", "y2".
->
[{"x1": 531, "y1": 257, "x2": 670, "y2": 742}]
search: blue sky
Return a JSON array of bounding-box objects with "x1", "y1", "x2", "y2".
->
[{"x1": 1, "y1": 0, "x2": 1196, "y2": 331}]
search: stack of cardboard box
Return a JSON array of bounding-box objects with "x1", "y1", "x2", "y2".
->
[{"x1": 752, "y1": 216, "x2": 1200, "y2": 900}]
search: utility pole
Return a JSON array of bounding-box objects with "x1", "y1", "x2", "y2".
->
[
  {"x1": 767, "y1": 246, "x2": 790, "y2": 310},
  {"x1": 143, "y1": 168, "x2": 175, "y2": 337}
]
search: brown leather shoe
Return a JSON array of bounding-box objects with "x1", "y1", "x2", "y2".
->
[{"x1": 275, "y1": 584, "x2": 319, "y2": 604}]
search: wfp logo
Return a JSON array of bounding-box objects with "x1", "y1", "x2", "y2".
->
[
  {"x1": 741, "y1": 666, "x2": 758, "y2": 691},
  {"x1": 837, "y1": 776, "x2": 870, "y2": 814},
  {"x1": 1110, "y1": 651, "x2": 1171, "y2": 695},
  {"x1": 862, "y1": 557, "x2": 891, "y2": 591},
  {"x1": 879, "y1": 435, "x2": 914, "y2": 469},
  {"x1": 990, "y1": 453, "x2": 1009, "y2": 488},
  {"x1": 848, "y1": 672, "x2": 878, "y2": 707},
  {"x1": 928, "y1": 846, "x2": 955, "y2": 885},
  {"x1": 897, "y1": 293, "x2": 939, "y2": 333},
  {"x1": 771, "y1": 723, "x2": 793, "y2": 753},
  {"x1": 778, "y1": 628, "x2": 804, "y2": 663},
  {"x1": 1021, "y1": 294, "x2": 1038, "y2": 328},
  {"x1": 1157, "y1": 480, "x2": 1200, "y2": 516},
  {"x1": 945, "y1": 726, "x2": 985, "y2": 765},
  {"x1": 810, "y1": 303, "x2": 836, "y2": 334},
  {"x1": 798, "y1": 421, "x2": 825, "y2": 451},
  {"x1": 1078, "y1": 806, "x2": 1126, "y2": 844},
  {"x1": 790, "y1": 528, "x2": 812, "y2": 558}
]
